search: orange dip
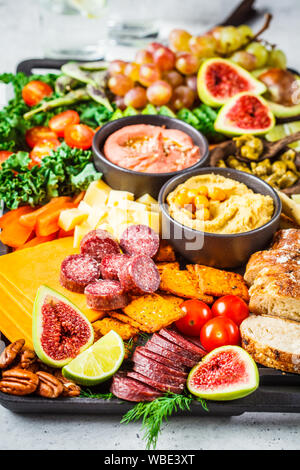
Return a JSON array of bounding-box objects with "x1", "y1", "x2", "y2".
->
[{"x1": 103, "y1": 124, "x2": 202, "y2": 173}]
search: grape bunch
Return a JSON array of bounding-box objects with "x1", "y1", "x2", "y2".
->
[{"x1": 107, "y1": 24, "x2": 287, "y2": 111}]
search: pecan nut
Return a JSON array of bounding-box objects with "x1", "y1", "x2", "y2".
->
[
  {"x1": 20, "y1": 349, "x2": 37, "y2": 369},
  {"x1": 36, "y1": 371, "x2": 63, "y2": 398},
  {"x1": 0, "y1": 339, "x2": 25, "y2": 369},
  {"x1": 0, "y1": 368, "x2": 39, "y2": 395},
  {"x1": 54, "y1": 371, "x2": 81, "y2": 397}
]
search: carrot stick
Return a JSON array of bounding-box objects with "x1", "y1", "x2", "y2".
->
[
  {"x1": 36, "y1": 202, "x2": 75, "y2": 237},
  {"x1": 0, "y1": 219, "x2": 33, "y2": 248},
  {"x1": 15, "y1": 233, "x2": 58, "y2": 250},
  {"x1": 19, "y1": 197, "x2": 72, "y2": 229},
  {"x1": 73, "y1": 192, "x2": 85, "y2": 206},
  {"x1": 0, "y1": 206, "x2": 34, "y2": 229}
]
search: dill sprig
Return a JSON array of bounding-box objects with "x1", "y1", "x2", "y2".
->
[
  {"x1": 80, "y1": 388, "x2": 114, "y2": 400},
  {"x1": 121, "y1": 392, "x2": 208, "y2": 450}
]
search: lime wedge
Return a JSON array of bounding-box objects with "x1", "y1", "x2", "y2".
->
[
  {"x1": 266, "y1": 121, "x2": 300, "y2": 150},
  {"x1": 291, "y1": 194, "x2": 300, "y2": 204},
  {"x1": 62, "y1": 330, "x2": 124, "y2": 385}
]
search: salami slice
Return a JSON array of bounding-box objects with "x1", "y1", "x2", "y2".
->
[
  {"x1": 100, "y1": 254, "x2": 130, "y2": 281},
  {"x1": 144, "y1": 341, "x2": 192, "y2": 368},
  {"x1": 150, "y1": 334, "x2": 202, "y2": 363},
  {"x1": 60, "y1": 254, "x2": 100, "y2": 293},
  {"x1": 132, "y1": 361, "x2": 186, "y2": 388},
  {"x1": 148, "y1": 335, "x2": 198, "y2": 368},
  {"x1": 128, "y1": 370, "x2": 184, "y2": 394},
  {"x1": 84, "y1": 280, "x2": 129, "y2": 310},
  {"x1": 133, "y1": 346, "x2": 186, "y2": 372},
  {"x1": 118, "y1": 255, "x2": 160, "y2": 294},
  {"x1": 132, "y1": 348, "x2": 188, "y2": 379},
  {"x1": 120, "y1": 224, "x2": 159, "y2": 258},
  {"x1": 80, "y1": 229, "x2": 120, "y2": 262},
  {"x1": 110, "y1": 372, "x2": 162, "y2": 402},
  {"x1": 160, "y1": 328, "x2": 206, "y2": 357}
]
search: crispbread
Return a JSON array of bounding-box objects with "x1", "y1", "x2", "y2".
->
[
  {"x1": 92, "y1": 317, "x2": 139, "y2": 341},
  {"x1": 159, "y1": 294, "x2": 185, "y2": 308},
  {"x1": 108, "y1": 311, "x2": 143, "y2": 330},
  {"x1": 154, "y1": 240, "x2": 176, "y2": 263},
  {"x1": 123, "y1": 293, "x2": 186, "y2": 333},
  {"x1": 188, "y1": 264, "x2": 249, "y2": 302}
]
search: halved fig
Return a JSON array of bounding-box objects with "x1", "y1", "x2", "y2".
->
[
  {"x1": 197, "y1": 58, "x2": 266, "y2": 107},
  {"x1": 214, "y1": 92, "x2": 275, "y2": 136},
  {"x1": 187, "y1": 345, "x2": 259, "y2": 401},
  {"x1": 32, "y1": 285, "x2": 94, "y2": 368}
]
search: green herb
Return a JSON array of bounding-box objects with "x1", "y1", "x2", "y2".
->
[
  {"x1": 0, "y1": 142, "x2": 102, "y2": 209},
  {"x1": 121, "y1": 392, "x2": 208, "y2": 450},
  {"x1": 80, "y1": 389, "x2": 114, "y2": 400}
]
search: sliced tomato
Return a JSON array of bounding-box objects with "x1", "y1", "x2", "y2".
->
[
  {"x1": 0, "y1": 151, "x2": 13, "y2": 165},
  {"x1": 49, "y1": 110, "x2": 80, "y2": 137},
  {"x1": 29, "y1": 139, "x2": 60, "y2": 167},
  {"x1": 64, "y1": 123, "x2": 95, "y2": 150},
  {"x1": 22, "y1": 80, "x2": 53, "y2": 107},
  {"x1": 25, "y1": 126, "x2": 58, "y2": 149},
  {"x1": 175, "y1": 299, "x2": 212, "y2": 336},
  {"x1": 200, "y1": 317, "x2": 240, "y2": 352}
]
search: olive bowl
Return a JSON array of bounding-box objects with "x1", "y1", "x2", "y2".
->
[
  {"x1": 158, "y1": 167, "x2": 282, "y2": 269},
  {"x1": 92, "y1": 114, "x2": 210, "y2": 199}
]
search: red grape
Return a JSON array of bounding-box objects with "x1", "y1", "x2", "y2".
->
[
  {"x1": 135, "y1": 49, "x2": 154, "y2": 65},
  {"x1": 169, "y1": 29, "x2": 192, "y2": 52},
  {"x1": 108, "y1": 60, "x2": 127, "y2": 76},
  {"x1": 124, "y1": 62, "x2": 140, "y2": 82},
  {"x1": 146, "y1": 80, "x2": 172, "y2": 106},
  {"x1": 124, "y1": 86, "x2": 147, "y2": 109},
  {"x1": 175, "y1": 53, "x2": 199, "y2": 75},
  {"x1": 147, "y1": 42, "x2": 164, "y2": 54},
  {"x1": 185, "y1": 74, "x2": 198, "y2": 92},
  {"x1": 114, "y1": 95, "x2": 126, "y2": 110},
  {"x1": 163, "y1": 70, "x2": 184, "y2": 88},
  {"x1": 153, "y1": 46, "x2": 176, "y2": 71},
  {"x1": 170, "y1": 85, "x2": 195, "y2": 110},
  {"x1": 138, "y1": 64, "x2": 161, "y2": 87},
  {"x1": 108, "y1": 74, "x2": 134, "y2": 96}
]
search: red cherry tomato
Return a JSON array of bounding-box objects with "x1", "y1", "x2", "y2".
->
[
  {"x1": 0, "y1": 151, "x2": 13, "y2": 165},
  {"x1": 64, "y1": 123, "x2": 95, "y2": 150},
  {"x1": 212, "y1": 295, "x2": 249, "y2": 327},
  {"x1": 200, "y1": 316, "x2": 240, "y2": 352},
  {"x1": 25, "y1": 126, "x2": 58, "y2": 149},
  {"x1": 48, "y1": 110, "x2": 80, "y2": 137},
  {"x1": 29, "y1": 139, "x2": 60, "y2": 167},
  {"x1": 22, "y1": 80, "x2": 53, "y2": 107},
  {"x1": 175, "y1": 299, "x2": 212, "y2": 337}
]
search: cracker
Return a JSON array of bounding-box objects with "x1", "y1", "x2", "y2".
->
[
  {"x1": 92, "y1": 317, "x2": 139, "y2": 341},
  {"x1": 159, "y1": 294, "x2": 184, "y2": 308},
  {"x1": 158, "y1": 263, "x2": 214, "y2": 303},
  {"x1": 154, "y1": 240, "x2": 176, "y2": 263},
  {"x1": 108, "y1": 311, "x2": 143, "y2": 330},
  {"x1": 188, "y1": 264, "x2": 249, "y2": 302},
  {"x1": 123, "y1": 293, "x2": 186, "y2": 333}
]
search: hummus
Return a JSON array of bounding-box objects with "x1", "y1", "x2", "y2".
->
[
  {"x1": 103, "y1": 124, "x2": 202, "y2": 173},
  {"x1": 167, "y1": 174, "x2": 274, "y2": 234}
]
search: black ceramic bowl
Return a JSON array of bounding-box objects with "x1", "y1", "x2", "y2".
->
[
  {"x1": 158, "y1": 167, "x2": 282, "y2": 269},
  {"x1": 92, "y1": 115, "x2": 209, "y2": 199}
]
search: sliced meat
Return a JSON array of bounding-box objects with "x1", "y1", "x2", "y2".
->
[
  {"x1": 160, "y1": 328, "x2": 206, "y2": 357},
  {"x1": 80, "y1": 229, "x2": 120, "y2": 262},
  {"x1": 120, "y1": 224, "x2": 160, "y2": 258},
  {"x1": 145, "y1": 340, "x2": 196, "y2": 368},
  {"x1": 132, "y1": 348, "x2": 188, "y2": 379},
  {"x1": 110, "y1": 373, "x2": 162, "y2": 402},
  {"x1": 118, "y1": 254, "x2": 160, "y2": 295},
  {"x1": 84, "y1": 280, "x2": 129, "y2": 310},
  {"x1": 134, "y1": 346, "x2": 187, "y2": 372},
  {"x1": 128, "y1": 371, "x2": 184, "y2": 394},
  {"x1": 100, "y1": 254, "x2": 130, "y2": 280},
  {"x1": 132, "y1": 362, "x2": 186, "y2": 387},
  {"x1": 150, "y1": 334, "x2": 202, "y2": 363},
  {"x1": 60, "y1": 254, "x2": 100, "y2": 293}
]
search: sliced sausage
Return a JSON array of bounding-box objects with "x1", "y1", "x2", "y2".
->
[
  {"x1": 132, "y1": 362, "x2": 186, "y2": 388},
  {"x1": 100, "y1": 254, "x2": 130, "y2": 280},
  {"x1": 84, "y1": 280, "x2": 129, "y2": 310},
  {"x1": 60, "y1": 254, "x2": 100, "y2": 293},
  {"x1": 132, "y1": 348, "x2": 187, "y2": 379},
  {"x1": 127, "y1": 371, "x2": 184, "y2": 395},
  {"x1": 149, "y1": 335, "x2": 199, "y2": 367},
  {"x1": 110, "y1": 373, "x2": 162, "y2": 402},
  {"x1": 120, "y1": 224, "x2": 159, "y2": 258},
  {"x1": 80, "y1": 229, "x2": 120, "y2": 262},
  {"x1": 159, "y1": 328, "x2": 206, "y2": 357},
  {"x1": 134, "y1": 346, "x2": 187, "y2": 372},
  {"x1": 144, "y1": 342, "x2": 191, "y2": 369},
  {"x1": 118, "y1": 255, "x2": 160, "y2": 295}
]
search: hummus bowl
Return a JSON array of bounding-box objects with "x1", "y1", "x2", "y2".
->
[
  {"x1": 158, "y1": 167, "x2": 281, "y2": 269},
  {"x1": 92, "y1": 115, "x2": 209, "y2": 199}
]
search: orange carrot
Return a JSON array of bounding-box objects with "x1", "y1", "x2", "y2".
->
[
  {"x1": 15, "y1": 233, "x2": 58, "y2": 250},
  {"x1": 19, "y1": 197, "x2": 72, "y2": 229},
  {"x1": 0, "y1": 206, "x2": 34, "y2": 229},
  {"x1": 58, "y1": 228, "x2": 74, "y2": 238},
  {"x1": 0, "y1": 219, "x2": 33, "y2": 248},
  {"x1": 36, "y1": 202, "x2": 75, "y2": 237},
  {"x1": 73, "y1": 191, "x2": 85, "y2": 206}
]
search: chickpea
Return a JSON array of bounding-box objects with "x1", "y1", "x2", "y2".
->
[
  {"x1": 194, "y1": 194, "x2": 210, "y2": 209},
  {"x1": 197, "y1": 185, "x2": 209, "y2": 197},
  {"x1": 208, "y1": 187, "x2": 227, "y2": 202},
  {"x1": 195, "y1": 207, "x2": 210, "y2": 221},
  {"x1": 174, "y1": 188, "x2": 197, "y2": 207}
]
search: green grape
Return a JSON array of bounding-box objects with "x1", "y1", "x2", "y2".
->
[
  {"x1": 237, "y1": 25, "x2": 253, "y2": 45},
  {"x1": 246, "y1": 42, "x2": 269, "y2": 68},
  {"x1": 189, "y1": 35, "x2": 216, "y2": 58},
  {"x1": 216, "y1": 26, "x2": 243, "y2": 55},
  {"x1": 268, "y1": 49, "x2": 287, "y2": 69},
  {"x1": 230, "y1": 51, "x2": 257, "y2": 71}
]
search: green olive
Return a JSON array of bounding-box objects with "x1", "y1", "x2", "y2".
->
[
  {"x1": 277, "y1": 171, "x2": 298, "y2": 189},
  {"x1": 216, "y1": 159, "x2": 227, "y2": 168},
  {"x1": 272, "y1": 160, "x2": 287, "y2": 175},
  {"x1": 227, "y1": 156, "x2": 240, "y2": 169},
  {"x1": 280, "y1": 149, "x2": 296, "y2": 162},
  {"x1": 234, "y1": 134, "x2": 264, "y2": 161}
]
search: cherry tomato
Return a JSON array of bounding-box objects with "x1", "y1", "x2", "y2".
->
[
  {"x1": 175, "y1": 299, "x2": 212, "y2": 337},
  {"x1": 64, "y1": 123, "x2": 94, "y2": 150},
  {"x1": 29, "y1": 139, "x2": 60, "y2": 167},
  {"x1": 200, "y1": 316, "x2": 240, "y2": 352},
  {"x1": 211, "y1": 295, "x2": 249, "y2": 327},
  {"x1": 22, "y1": 80, "x2": 53, "y2": 107},
  {"x1": 48, "y1": 110, "x2": 80, "y2": 138},
  {"x1": 0, "y1": 151, "x2": 13, "y2": 165},
  {"x1": 25, "y1": 126, "x2": 58, "y2": 149}
]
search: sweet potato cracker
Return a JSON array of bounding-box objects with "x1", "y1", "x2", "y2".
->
[
  {"x1": 154, "y1": 241, "x2": 176, "y2": 263},
  {"x1": 123, "y1": 293, "x2": 186, "y2": 333},
  {"x1": 92, "y1": 317, "x2": 139, "y2": 341},
  {"x1": 108, "y1": 311, "x2": 143, "y2": 330}
]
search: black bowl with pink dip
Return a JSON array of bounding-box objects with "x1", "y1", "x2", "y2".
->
[{"x1": 92, "y1": 115, "x2": 209, "y2": 199}]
